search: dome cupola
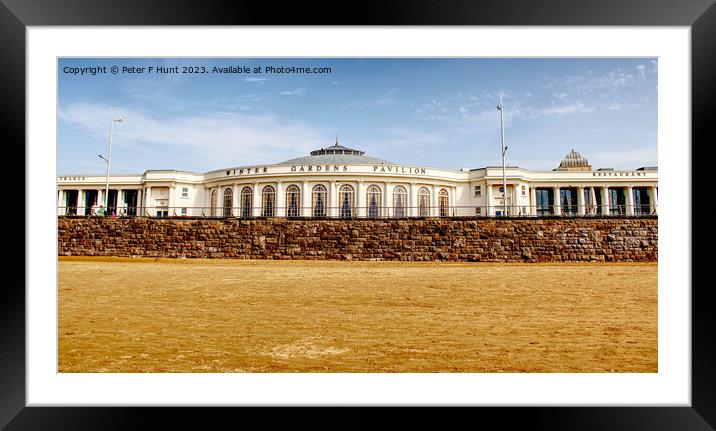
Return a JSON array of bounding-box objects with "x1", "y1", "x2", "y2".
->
[
  {"x1": 279, "y1": 138, "x2": 393, "y2": 165},
  {"x1": 554, "y1": 149, "x2": 592, "y2": 171}
]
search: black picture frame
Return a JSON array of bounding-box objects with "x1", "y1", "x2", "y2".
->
[{"x1": 1, "y1": 0, "x2": 711, "y2": 428}]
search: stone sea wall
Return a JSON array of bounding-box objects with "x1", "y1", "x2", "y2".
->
[{"x1": 57, "y1": 217, "x2": 658, "y2": 262}]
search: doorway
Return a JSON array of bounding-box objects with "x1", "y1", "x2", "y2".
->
[
  {"x1": 124, "y1": 190, "x2": 138, "y2": 216},
  {"x1": 84, "y1": 190, "x2": 98, "y2": 215}
]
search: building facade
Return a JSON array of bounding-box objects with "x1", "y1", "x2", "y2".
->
[{"x1": 57, "y1": 144, "x2": 658, "y2": 218}]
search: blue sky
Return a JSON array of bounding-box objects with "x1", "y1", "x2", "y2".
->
[{"x1": 58, "y1": 58, "x2": 657, "y2": 175}]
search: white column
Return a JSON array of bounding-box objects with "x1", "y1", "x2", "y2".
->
[
  {"x1": 626, "y1": 186, "x2": 634, "y2": 216},
  {"x1": 136, "y1": 188, "x2": 143, "y2": 215},
  {"x1": 253, "y1": 182, "x2": 260, "y2": 217},
  {"x1": 356, "y1": 181, "x2": 365, "y2": 218},
  {"x1": 215, "y1": 186, "x2": 221, "y2": 216},
  {"x1": 577, "y1": 186, "x2": 585, "y2": 216},
  {"x1": 553, "y1": 187, "x2": 562, "y2": 216},
  {"x1": 649, "y1": 186, "x2": 658, "y2": 214},
  {"x1": 118, "y1": 189, "x2": 125, "y2": 215},
  {"x1": 145, "y1": 187, "x2": 152, "y2": 216},
  {"x1": 385, "y1": 182, "x2": 393, "y2": 218},
  {"x1": 217, "y1": 186, "x2": 222, "y2": 216},
  {"x1": 601, "y1": 187, "x2": 610, "y2": 215},
  {"x1": 589, "y1": 187, "x2": 597, "y2": 216},
  {"x1": 76, "y1": 190, "x2": 83, "y2": 215},
  {"x1": 329, "y1": 180, "x2": 337, "y2": 218},
  {"x1": 276, "y1": 182, "x2": 284, "y2": 217},
  {"x1": 530, "y1": 186, "x2": 537, "y2": 216},
  {"x1": 486, "y1": 183, "x2": 493, "y2": 216},
  {"x1": 432, "y1": 184, "x2": 439, "y2": 217},
  {"x1": 408, "y1": 182, "x2": 416, "y2": 217},
  {"x1": 232, "y1": 184, "x2": 239, "y2": 217},
  {"x1": 302, "y1": 181, "x2": 310, "y2": 217},
  {"x1": 512, "y1": 184, "x2": 518, "y2": 216}
]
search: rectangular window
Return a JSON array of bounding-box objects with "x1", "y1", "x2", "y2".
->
[
  {"x1": 608, "y1": 188, "x2": 626, "y2": 215},
  {"x1": 632, "y1": 187, "x2": 650, "y2": 215},
  {"x1": 181, "y1": 187, "x2": 189, "y2": 198},
  {"x1": 181, "y1": 207, "x2": 187, "y2": 215},
  {"x1": 560, "y1": 188, "x2": 578, "y2": 216},
  {"x1": 476, "y1": 207, "x2": 482, "y2": 215},
  {"x1": 474, "y1": 186, "x2": 481, "y2": 197},
  {"x1": 521, "y1": 185, "x2": 526, "y2": 196},
  {"x1": 535, "y1": 188, "x2": 553, "y2": 216}
]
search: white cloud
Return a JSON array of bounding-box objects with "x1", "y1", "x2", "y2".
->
[
  {"x1": 58, "y1": 102, "x2": 328, "y2": 169},
  {"x1": 540, "y1": 102, "x2": 595, "y2": 116},
  {"x1": 607, "y1": 101, "x2": 642, "y2": 111},
  {"x1": 344, "y1": 89, "x2": 400, "y2": 109},
  {"x1": 636, "y1": 64, "x2": 646, "y2": 79},
  {"x1": 279, "y1": 88, "x2": 305, "y2": 96}
]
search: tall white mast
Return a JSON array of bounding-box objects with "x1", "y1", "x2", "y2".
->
[
  {"x1": 99, "y1": 113, "x2": 122, "y2": 211},
  {"x1": 497, "y1": 96, "x2": 507, "y2": 216}
]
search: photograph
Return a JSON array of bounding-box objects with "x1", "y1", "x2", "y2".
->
[
  {"x1": 56, "y1": 57, "x2": 659, "y2": 373},
  {"x1": 0, "y1": 0, "x2": 708, "y2": 421}
]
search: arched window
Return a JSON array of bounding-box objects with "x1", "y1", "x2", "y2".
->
[
  {"x1": 312, "y1": 185, "x2": 327, "y2": 217},
  {"x1": 439, "y1": 188, "x2": 449, "y2": 217},
  {"x1": 286, "y1": 185, "x2": 300, "y2": 218},
  {"x1": 262, "y1": 185, "x2": 275, "y2": 217},
  {"x1": 240, "y1": 187, "x2": 252, "y2": 218},
  {"x1": 339, "y1": 185, "x2": 354, "y2": 218},
  {"x1": 366, "y1": 185, "x2": 382, "y2": 219},
  {"x1": 210, "y1": 189, "x2": 217, "y2": 217},
  {"x1": 418, "y1": 187, "x2": 431, "y2": 217},
  {"x1": 223, "y1": 188, "x2": 233, "y2": 218},
  {"x1": 393, "y1": 186, "x2": 407, "y2": 218}
]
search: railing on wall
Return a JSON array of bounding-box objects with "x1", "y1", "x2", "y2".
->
[{"x1": 57, "y1": 204, "x2": 658, "y2": 218}]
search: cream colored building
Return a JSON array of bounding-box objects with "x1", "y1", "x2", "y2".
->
[{"x1": 57, "y1": 145, "x2": 657, "y2": 218}]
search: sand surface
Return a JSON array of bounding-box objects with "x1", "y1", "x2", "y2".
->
[{"x1": 58, "y1": 257, "x2": 657, "y2": 372}]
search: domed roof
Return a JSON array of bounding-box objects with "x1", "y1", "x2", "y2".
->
[
  {"x1": 555, "y1": 149, "x2": 592, "y2": 171},
  {"x1": 279, "y1": 141, "x2": 393, "y2": 165}
]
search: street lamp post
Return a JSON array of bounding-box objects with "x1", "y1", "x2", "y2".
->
[
  {"x1": 99, "y1": 116, "x2": 122, "y2": 212},
  {"x1": 497, "y1": 96, "x2": 508, "y2": 217}
]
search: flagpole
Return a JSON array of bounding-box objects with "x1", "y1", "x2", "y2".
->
[
  {"x1": 498, "y1": 96, "x2": 507, "y2": 216},
  {"x1": 99, "y1": 114, "x2": 123, "y2": 213}
]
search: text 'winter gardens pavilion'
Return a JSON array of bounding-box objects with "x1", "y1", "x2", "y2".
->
[{"x1": 57, "y1": 143, "x2": 658, "y2": 218}]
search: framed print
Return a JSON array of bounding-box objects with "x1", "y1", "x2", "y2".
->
[{"x1": 2, "y1": 0, "x2": 713, "y2": 428}]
